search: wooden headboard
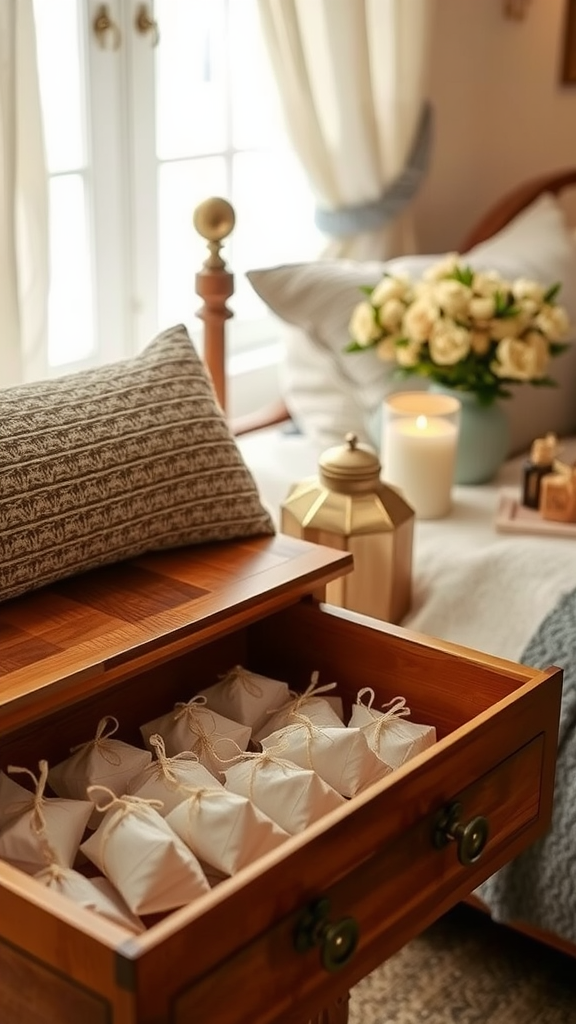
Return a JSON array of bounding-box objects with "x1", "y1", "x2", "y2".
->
[{"x1": 193, "y1": 168, "x2": 576, "y2": 437}]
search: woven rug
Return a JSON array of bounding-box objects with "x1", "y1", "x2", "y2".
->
[{"x1": 349, "y1": 905, "x2": 576, "y2": 1023}]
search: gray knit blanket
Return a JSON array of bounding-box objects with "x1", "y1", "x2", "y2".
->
[{"x1": 475, "y1": 585, "x2": 576, "y2": 944}]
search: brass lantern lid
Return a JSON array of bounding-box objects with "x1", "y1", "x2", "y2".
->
[{"x1": 319, "y1": 432, "x2": 381, "y2": 494}]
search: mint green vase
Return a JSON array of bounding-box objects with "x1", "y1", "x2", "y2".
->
[{"x1": 430, "y1": 386, "x2": 510, "y2": 485}]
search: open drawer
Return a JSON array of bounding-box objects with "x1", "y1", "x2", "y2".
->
[{"x1": 0, "y1": 535, "x2": 562, "y2": 1024}]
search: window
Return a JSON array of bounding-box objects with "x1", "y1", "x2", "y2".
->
[{"x1": 33, "y1": 0, "x2": 320, "y2": 399}]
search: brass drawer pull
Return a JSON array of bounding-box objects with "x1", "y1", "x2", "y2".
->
[
  {"x1": 432, "y1": 801, "x2": 489, "y2": 865},
  {"x1": 294, "y1": 897, "x2": 359, "y2": 972}
]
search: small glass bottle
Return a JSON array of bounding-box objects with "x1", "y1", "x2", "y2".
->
[{"x1": 522, "y1": 434, "x2": 557, "y2": 510}]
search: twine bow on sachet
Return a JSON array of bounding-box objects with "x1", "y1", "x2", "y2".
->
[
  {"x1": 147, "y1": 734, "x2": 201, "y2": 790},
  {"x1": 267, "y1": 670, "x2": 338, "y2": 725},
  {"x1": 174, "y1": 698, "x2": 239, "y2": 769},
  {"x1": 70, "y1": 715, "x2": 123, "y2": 767},
  {"x1": 7, "y1": 760, "x2": 59, "y2": 865},
  {"x1": 356, "y1": 689, "x2": 411, "y2": 746},
  {"x1": 218, "y1": 665, "x2": 264, "y2": 700}
]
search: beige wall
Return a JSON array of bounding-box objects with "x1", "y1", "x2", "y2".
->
[{"x1": 414, "y1": 0, "x2": 576, "y2": 253}]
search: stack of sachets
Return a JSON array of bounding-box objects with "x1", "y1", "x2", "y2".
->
[
  {"x1": 140, "y1": 696, "x2": 251, "y2": 779},
  {"x1": 0, "y1": 662, "x2": 438, "y2": 935}
]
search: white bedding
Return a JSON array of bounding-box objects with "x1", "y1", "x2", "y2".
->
[{"x1": 238, "y1": 430, "x2": 576, "y2": 666}]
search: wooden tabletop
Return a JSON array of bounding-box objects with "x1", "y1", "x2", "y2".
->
[{"x1": 0, "y1": 535, "x2": 352, "y2": 731}]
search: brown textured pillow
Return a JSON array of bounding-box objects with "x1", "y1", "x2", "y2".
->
[{"x1": 0, "y1": 324, "x2": 274, "y2": 603}]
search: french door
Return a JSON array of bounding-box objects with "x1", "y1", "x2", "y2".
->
[{"x1": 33, "y1": 0, "x2": 320, "y2": 407}]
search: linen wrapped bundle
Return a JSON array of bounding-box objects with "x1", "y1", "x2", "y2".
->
[
  {"x1": 0, "y1": 770, "x2": 38, "y2": 830},
  {"x1": 0, "y1": 761, "x2": 92, "y2": 875},
  {"x1": 166, "y1": 785, "x2": 289, "y2": 876},
  {"x1": 48, "y1": 716, "x2": 152, "y2": 828},
  {"x1": 80, "y1": 786, "x2": 210, "y2": 916},
  {"x1": 348, "y1": 690, "x2": 436, "y2": 769},
  {"x1": 198, "y1": 664, "x2": 291, "y2": 732},
  {"x1": 35, "y1": 862, "x2": 145, "y2": 935},
  {"x1": 224, "y1": 749, "x2": 345, "y2": 834},
  {"x1": 127, "y1": 734, "x2": 220, "y2": 815},
  {"x1": 140, "y1": 696, "x2": 251, "y2": 778},
  {"x1": 261, "y1": 720, "x2": 391, "y2": 798},
  {"x1": 253, "y1": 672, "x2": 344, "y2": 744}
]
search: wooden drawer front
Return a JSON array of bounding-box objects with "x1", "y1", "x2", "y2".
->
[
  {"x1": 172, "y1": 735, "x2": 543, "y2": 1024},
  {"x1": 0, "y1": 939, "x2": 111, "y2": 1024}
]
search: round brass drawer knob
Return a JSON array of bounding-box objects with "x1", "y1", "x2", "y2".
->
[
  {"x1": 294, "y1": 897, "x2": 359, "y2": 973},
  {"x1": 433, "y1": 801, "x2": 489, "y2": 866}
]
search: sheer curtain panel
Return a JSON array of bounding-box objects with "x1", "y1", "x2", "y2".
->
[
  {"x1": 257, "y1": 0, "x2": 435, "y2": 260},
  {"x1": 0, "y1": 0, "x2": 48, "y2": 385}
]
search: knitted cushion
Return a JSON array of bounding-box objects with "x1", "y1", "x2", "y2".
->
[{"x1": 0, "y1": 324, "x2": 274, "y2": 603}]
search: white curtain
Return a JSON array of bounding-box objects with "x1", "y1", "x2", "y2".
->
[
  {"x1": 257, "y1": 0, "x2": 435, "y2": 260},
  {"x1": 0, "y1": 0, "x2": 48, "y2": 386}
]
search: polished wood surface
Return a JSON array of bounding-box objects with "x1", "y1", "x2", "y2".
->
[{"x1": 0, "y1": 535, "x2": 352, "y2": 735}]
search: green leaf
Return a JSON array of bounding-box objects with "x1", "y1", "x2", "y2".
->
[
  {"x1": 447, "y1": 265, "x2": 474, "y2": 287},
  {"x1": 544, "y1": 282, "x2": 561, "y2": 304}
]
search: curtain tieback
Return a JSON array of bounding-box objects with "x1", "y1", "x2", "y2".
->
[{"x1": 314, "y1": 101, "x2": 433, "y2": 238}]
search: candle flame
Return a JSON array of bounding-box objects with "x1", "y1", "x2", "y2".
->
[{"x1": 416, "y1": 415, "x2": 428, "y2": 430}]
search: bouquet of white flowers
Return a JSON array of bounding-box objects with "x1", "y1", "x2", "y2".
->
[{"x1": 347, "y1": 254, "x2": 571, "y2": 404}]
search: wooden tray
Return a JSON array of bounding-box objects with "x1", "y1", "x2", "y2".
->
[{"x1": 495, "y1": 491, "x2": 576, "y2": 538}]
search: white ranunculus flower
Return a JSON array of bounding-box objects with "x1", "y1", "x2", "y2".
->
[
  {"x1": 492, "y1": 331, "x2": 550, "y2": 381},
  {"x1": 512, "y1": 278, "x2": 545, "y2": 304},
  {"x1": 472, "y1": 271, "x2": 511, "y2": 298},
  {"x1": 433, "y1": 279, "x2": 472, "y2": 319},
  {"x1": 349, "y1": 300, "x2": 382, "y2": 346},
  {"x1": 517, "y1": 297, "x2": 540, "y2": 319},
  {"x1": 402, "y1": 298, "x2": 440, "y2": 343},
  {"x1": 468, "y1": 295, "x2": 496, "y2": 321},
  {"x1": 429, "y1": 320, "x2": 471, "y2": 365},
  {"x1": 395, "y1": 339, "x2": 422, "y2": 368},
  {"x1": 423, "y1": 253, "x2": 459, "y2": 281},
  {"x1": 378, "y1": 297, "x2": 405, "y2": 332},
  {"x1": 371, "y1": 275, "x2": 411, "y2": 307},
  {"x1": 534, "y1": 304, "x2": 570, "y2": 341}
]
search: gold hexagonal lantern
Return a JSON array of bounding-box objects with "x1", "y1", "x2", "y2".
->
[{"x1": 280, "y1": 433, "x2": 415, "y2": 624}]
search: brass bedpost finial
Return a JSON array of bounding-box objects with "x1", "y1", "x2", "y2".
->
[{"x1": 193, "y1": 197, "x2": 236, "y2": 270}]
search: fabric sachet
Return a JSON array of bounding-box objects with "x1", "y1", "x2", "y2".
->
[
  {"x1": 348, "y1": 690, "x2": 437, "y2": 769},
  {"x1": 197, "y1": 665, "x2": 291, "y2": 732},
  {"x1": 48, "y1": 716, "x2": 152, "y2": 828},
  {"x1": 261, "y1": 720, "x2": 391, "y2": 798},
  {"x1": 224, "y1": 750, "x2": 345, "y2": 834},
  {"x1": 0, "y1": 770, "x2": 38, "y2": 830},
  {"x1": 140, "y1": 696, "x2": 251, "y2": 778},
  {"x1": 166, "y1": 785, "x2": 289, "y2": 876},
  {"x1": 252, "y1": 671, "x2": 344, "y2": 744},
  {"x1": 0, "y1": 761, "x2": 92, "y2": 874},
  {"x1": 127, "y1": 735, "x2": 221, "y2": 815},
  {"x1": 80, "y1": 786, "x2": 210, "y2": 916},
  {"x1": 35, "y1": 862, "x2": 145, "y2": 935}
]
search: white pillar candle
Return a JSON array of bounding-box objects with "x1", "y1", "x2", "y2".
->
[{"x1": 382, "y1": 393, "x2": 460, "y2": 520}]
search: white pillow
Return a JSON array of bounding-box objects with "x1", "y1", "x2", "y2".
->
[{"x1": 247, "y1": 193, "x2": 576, "y2": 456}]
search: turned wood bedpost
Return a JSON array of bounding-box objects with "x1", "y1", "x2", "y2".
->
[{"x1": 193, "y1": 196, "x2": 236, "y2": 413}]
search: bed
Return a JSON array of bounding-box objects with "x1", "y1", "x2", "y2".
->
[{"x1": 194, "y1": 168, "x2": 576, "y2": 961}]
